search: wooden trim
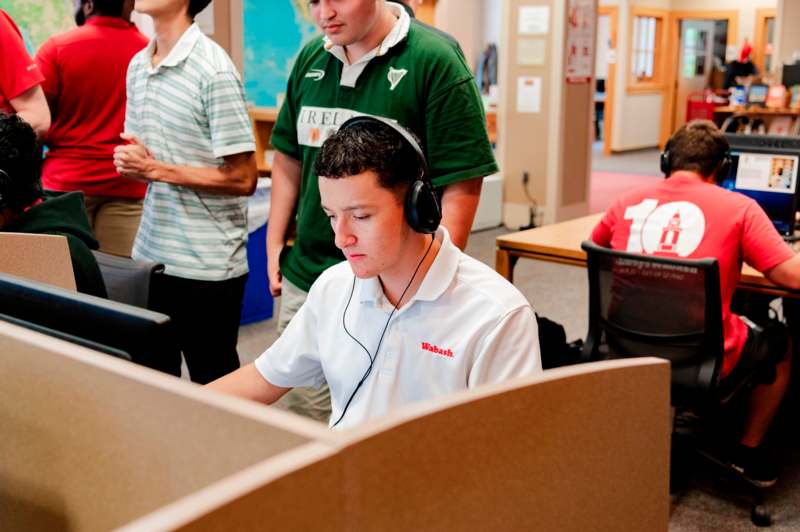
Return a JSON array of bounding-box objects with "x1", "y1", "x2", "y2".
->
[
  {"x1": 627, "y1": 7, "x2": 668, "y2": 90},
  {"x1": 598, "y1": 6, "x2": 618, "y2": 156},
  {"x1": 659, "y1": 10, "x2": 739, "y2": 148},
  {"x1": 753, "y1": 8, "x2": 776, "y2": 74},
  {"x1": 626, "y1": 82, "x2": 666, "y2": 94}
]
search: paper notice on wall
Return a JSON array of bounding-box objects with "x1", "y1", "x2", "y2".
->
[
  {"x1": 517, "y1": 38, "x2": 546, "y2": 66},
  {"x1": 517, "y1": 76, "x2": 542, "y2": 113},
  {"x1": 565, "y1": 0, "x2": 595, "y2": 83},
  {"x1": 518, "y1": 6, "x2": 549, "y2": 35}
]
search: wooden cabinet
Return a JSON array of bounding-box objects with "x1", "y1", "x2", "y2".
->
[{"x1": 249, "y1": 107, "x2": 279, "y2": 176}]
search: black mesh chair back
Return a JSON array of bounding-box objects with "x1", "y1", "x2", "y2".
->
[
  {"x1": 92, "y1": 251, "x2": 164, "y2": 310},
  {"x1": 581, "y1": 241, "x2": 724, "y2": 407}
]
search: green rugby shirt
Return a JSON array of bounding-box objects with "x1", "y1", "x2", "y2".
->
[{"x1": 272, "y1": 12, "x2": 497, "y2": 292}]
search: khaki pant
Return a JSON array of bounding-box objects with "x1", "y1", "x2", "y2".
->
[
  {"x1": 274, "y1": 277, "x2": 332, "y2": 423},
  {"x1": 83, "y1": 195, "x2": 143, "y2": 257}
]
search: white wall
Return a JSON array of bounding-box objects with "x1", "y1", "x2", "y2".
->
[
  {"x1": 774, "y1": 0, "x2": 800, "y2": 70},
  {"x1": 435, "y1": 0, "x2": 483, "y2": 71},
  {"x1": 482, "y1": 0, "x2": 502, "y2": 48}
]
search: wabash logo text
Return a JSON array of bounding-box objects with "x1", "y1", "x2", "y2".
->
[{"x1": 421, "y1": 342, "x2": 454, "y2": 358}]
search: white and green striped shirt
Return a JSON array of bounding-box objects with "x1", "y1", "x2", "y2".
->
[{"x1": 125, "y1": 24, "x2": 255, "y2": 281}]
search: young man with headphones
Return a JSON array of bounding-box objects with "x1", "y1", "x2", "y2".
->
[
  {"x1": 591, "y1": 120, "x2": 800, "y2": 487},
  {"x1": 209, "y1": 117, "x2": 541, "y2": 430},
  {"x1": 0, "y1": 112, "x2": 106, "y2": 297}
]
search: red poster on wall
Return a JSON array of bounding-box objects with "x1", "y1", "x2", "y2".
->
[{"x1": 566, "y1": 0, "x2": 596, "y2": 84}]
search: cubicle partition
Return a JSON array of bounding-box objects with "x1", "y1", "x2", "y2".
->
[{"x1": 0, "y1": 321, "x2": 672, "y2": 531}]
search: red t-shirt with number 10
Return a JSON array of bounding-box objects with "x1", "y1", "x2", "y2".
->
[{"x1": 591, "y1": 174, "x2": 794, "y2": 377}]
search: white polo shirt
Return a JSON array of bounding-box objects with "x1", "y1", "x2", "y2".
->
[{"x1": 255, "y1": 227, "x2": 541, "y2": 429}]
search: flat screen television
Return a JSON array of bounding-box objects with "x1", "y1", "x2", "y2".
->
[
  {"x1": 0, "y1": 273, "x2": 179, "y2": 375},
  {"x1": 721, "y1": 134, "x2": 800, "y2": 237}
]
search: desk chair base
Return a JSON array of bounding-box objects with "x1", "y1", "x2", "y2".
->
[{"x1": 671, "y1": 419, "x2": 773, "y2": 527}]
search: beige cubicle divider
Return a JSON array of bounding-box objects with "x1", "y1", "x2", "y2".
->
[
  {"x1": 1, "y1": 318, "x2": 671, "y2": 532},
  {"x1": 0, "y1": 320, "x2": 338, "y2": 532},
  {"x1": 0, "y1": 232, "x2": 76, "y2": 291},
  {"x1": 134, "y1": 359, "x2": 672, "y2": 532}
]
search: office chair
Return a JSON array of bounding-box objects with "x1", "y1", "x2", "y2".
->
[
  {"x1": 92, "y1": 251, "x2": 164, "y2": 310},
  {"x1": 580, "y1": 241, "x2": 774, "y2": 527}
]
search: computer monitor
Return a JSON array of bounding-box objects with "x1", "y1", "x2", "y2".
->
[
  {"x1": 747, "y1": 84, "x2": 769, "y2": 107},
  {"x1": 721, "y1": 134, "x2": 800, "y2": 237},
  {"x1": 0, "y1": 273, "x2": 179, "y2": 375}
]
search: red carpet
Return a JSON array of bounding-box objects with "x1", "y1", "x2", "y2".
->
[{"x1": 590, "y1": 171, "x2": 662, "y2": 213}]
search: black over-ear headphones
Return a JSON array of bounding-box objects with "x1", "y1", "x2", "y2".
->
[
  {"x1": 660, "y1": 138, "x2": 733, "y2": 184},
  {"x1": 338, "y1": 115, "x2": 442, "y2": 234}
]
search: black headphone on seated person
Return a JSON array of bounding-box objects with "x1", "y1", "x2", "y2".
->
[
  {"x1": 338, "y1": 115, "x2": 442, "y2": 234},
  {"x1": 660, "y1": 138, "x2": 733, "y2": 184}
]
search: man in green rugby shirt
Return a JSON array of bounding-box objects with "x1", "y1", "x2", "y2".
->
[
  {"x1": 268, "y1": 0, "x2": 497, "y2": 422},
  {"x1": 114, "y1": 0, "x2": 257, "y2": 384}
]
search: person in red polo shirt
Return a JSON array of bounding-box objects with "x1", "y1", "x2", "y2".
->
[
  {"x1": 35, "y1": 0, "x2": 148, "y2": 257},
  {"x1": 0, "y1": 9, "x2": 50, "y2": 138},
  {"x1": 592, "y1": 120, "x2": 800, "y2": 487}
]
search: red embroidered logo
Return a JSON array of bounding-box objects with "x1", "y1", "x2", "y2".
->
[{"x1": 421, "y1": 342, "x2": 454, "y2": 358}]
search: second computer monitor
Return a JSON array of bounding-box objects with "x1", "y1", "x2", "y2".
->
[{"x1": 722, "y1": 134, "x2": 800, "y2": 236}]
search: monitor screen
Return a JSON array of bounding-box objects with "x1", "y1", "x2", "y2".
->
[
  {"x1": 722, "y1": 135, "x2": 800, "y2": 236},
  {"x1": 747, "y1": 84, "x2": 769, "y2": 105},
  {"x1": 0, "y1": 273, "x2": 178, "y2": 375}
]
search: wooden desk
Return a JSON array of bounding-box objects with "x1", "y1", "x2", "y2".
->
[{"x1": 496, "y1": 213, "x2": 799, "y2": 298}]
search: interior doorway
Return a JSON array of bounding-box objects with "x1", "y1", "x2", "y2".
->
[
  {"x1": 660, "y1": 11, "x2": 738, "y2": 146},
  {"x1": 753, "y1": 8, "x2": 776, "y2": 74},
  {"x1": 672, "y1": 19, "x2": 728, "y2": 129},
  {"x1": 595, "y1": 5, "x2": 617, "y2": 156}
]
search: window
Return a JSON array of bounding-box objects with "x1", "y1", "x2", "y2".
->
[
  {"x1": 632, "y1": 16, "x2": 657, "y2": 80},
  {"x1": 628, "y1": 8, "x2": 667, "y2": 92}
]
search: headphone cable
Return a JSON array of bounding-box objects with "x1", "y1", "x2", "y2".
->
[{"x1": 331, "y1": 234, "x2": 435, "y2": 428}]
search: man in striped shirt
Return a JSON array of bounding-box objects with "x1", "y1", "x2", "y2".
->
[{"x1": 113, "y1": 0, "x2": 257, "y2": 383}]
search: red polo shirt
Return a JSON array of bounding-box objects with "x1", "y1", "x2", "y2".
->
[
  {"x1": 0, "y1": 9, "x2": 44, "y2": 113},
  {"x1": 36, "y1": 16, "x2": 148, "y2": 198}
]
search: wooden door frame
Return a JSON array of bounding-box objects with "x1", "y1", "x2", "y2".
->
[
  {"x1": 598, "y1": 5, "x2": 618, "y2": 156},
  {"x1": 660, "y1": 10, "x2": 739, "y2": 148},
  {"x1": 753, "y1": 8, "x2": 776, "y2": 74}
]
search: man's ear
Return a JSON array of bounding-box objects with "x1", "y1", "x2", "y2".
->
[{"x1": 83, "y1": 0, "x2": 94, "y2": 17}]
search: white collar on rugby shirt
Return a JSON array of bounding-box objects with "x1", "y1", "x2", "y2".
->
[{"x1": 323, "y1": 2, "x2": 410, "y2": 87}]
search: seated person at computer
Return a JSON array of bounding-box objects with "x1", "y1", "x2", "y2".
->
[
  {"x1": 591, "y1": 120, "x2": 798, "y2": 487},
  {"x1": 0, "y1": 112, "x2": 106, "y2": 297},
  {"x1": 209, "y1": 117, "x2": 542, "y2": 429}
]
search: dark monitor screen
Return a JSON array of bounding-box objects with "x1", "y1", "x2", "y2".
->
[
  {"x1": 0, "y1": 273, "x2": 178, "y2": 375},
  {"x1": 722, "y1": 135, "x2": 800, "y2": 236}
]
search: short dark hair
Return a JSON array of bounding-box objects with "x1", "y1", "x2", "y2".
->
[
  {"x1": 0, "y1": 113, "x2": 43, "y2": 211},
  {"x1": 314, "y1": 120, "x2": 425, "y2": 201},
  {"x1": 666, "y1": 120, "x2": 730, "y2": 178},
  {"x1": 188, "y1": 0, "x2": 212, "y2": 17},
  {"x1": 88, "y1": 0, "x2": 125, "y2": 17}
]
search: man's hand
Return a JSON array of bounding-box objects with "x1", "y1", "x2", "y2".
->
[
  {"x1": 113, "y1": 133, "x2": 156, "y2": 181},
  {"x1": 267, "y1": 242, "x2": 283, "y2": 296}
]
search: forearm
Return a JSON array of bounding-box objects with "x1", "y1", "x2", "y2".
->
[
  {"x1": 267, "y1": 153, "x2": 302, "y2": 248},
  {"x1": 207, "y1": 363, "x2": 290, "y2": 405},
  {"x1": 10, "y1": 85, "x2": 51, "y2": 139},
  {"x1": 145, "y1": 153, "x2": 257, "y2": 196},
  {"x1": 440, "y1": 177, "x2": 484, "y2": 250}
]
